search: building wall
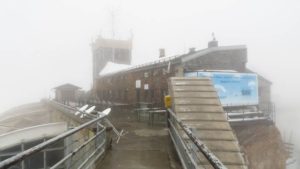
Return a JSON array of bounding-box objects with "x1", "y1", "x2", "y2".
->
[
  {"x1": 95, "y1": 47, "x2": 272, "y2": 108},
  {"x1": 258, "y1": 77, "x2": 273, "y2": 112},
  {"x1": 91, "y1": 37, "x2": 132, "y2": 83},
  {"x1": 184, "y1": 49, "x2": 247, "y2": 72},
  {"x1": 55, "y1": 90, "x2": 76, "y2": 104},
  {"x1": 96, "y1": 63, "x2": 178, "y2": 106}
]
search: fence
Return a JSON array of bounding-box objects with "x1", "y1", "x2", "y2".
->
[{"x1": 0, "y1": 101, "x2": 108, "y2": 169}]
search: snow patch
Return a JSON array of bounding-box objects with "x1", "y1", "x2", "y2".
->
[{"x1": 99, "y1": 62, "x2": 131, "y2": 76}]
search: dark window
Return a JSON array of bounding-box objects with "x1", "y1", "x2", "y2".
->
[
  {"x1": 124, "y1": 89, "x2": 128, "y2": 101},
  {"x1": 151, "y1": 89, "x2": 155, "y2": 100},
  {"x1": 25, "y1": 152, "x2": 44, "y2": 168},
  {"x1": 46, "y1": 150, "x2": 64, "y2": 167}
]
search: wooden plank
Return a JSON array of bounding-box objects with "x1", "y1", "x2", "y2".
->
[
  {"x1": 173, "y1": 91, "x2": 218, "y2": 98},
  {"x1": 202, "y1": 140, "x2": 241, "y2": 152},
  {"x1": 171, "y1": 80, "x2": 213, "y2": 86},
  {"x1": 201, "y1": 164, "x2": 247, "y2": 169},
  {"x1": 173, "y1": 85, "x2": 216, "y2": 92},
  {"x1": 174, "y1": 98, "x2": 221, "y2": 105},
  {"x1": 175, "y1": 105, "x2": 224, "y2": 113},
  {"x1": 180, "y1": 130, "x2": 236, "y2": 141},
  {"x1": 195, "y1": 151, "x2": 246, "y2": 165},
  {"x1": 171, "y1": 77, "x2": 210, "y2": 81},
  {"x1": 185, "y1": 139, "x2": 241, "y2": 152},
  {"x1": 182, "y1": 121, "x2": 231, "y2": 130},
  {"x1": 177, "y1": 113, "x2": 226, "y2": 121}
]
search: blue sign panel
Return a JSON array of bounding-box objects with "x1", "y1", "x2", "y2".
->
[{"x1": 184, "y1": 72, "x2": 259, "y2": 106}]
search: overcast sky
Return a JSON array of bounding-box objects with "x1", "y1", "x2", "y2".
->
[{"x1": 0, "y1": 0, "x2": 300, "y2": 150}]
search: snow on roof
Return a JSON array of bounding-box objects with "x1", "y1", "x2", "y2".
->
[
  {"x1": 0, "y1": 122, "x2": 67, "y2": 150},
  {"x1": 98, "y1": 45, "x2": 247, "y2": 78},
  {"x1": 99, "y1": 62, "x2": 132, "y2": 77}
]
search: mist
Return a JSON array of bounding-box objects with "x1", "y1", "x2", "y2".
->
[{"x1": 0, "y1": 0, "x2": 300, "y2": 167}]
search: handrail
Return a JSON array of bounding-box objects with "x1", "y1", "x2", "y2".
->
[
  {"x1": 0, "y1": 113, "x2": 108, "y2": 169},
  {"x1": 167, "y1": 108, "x2": 228, "y2": 169}
]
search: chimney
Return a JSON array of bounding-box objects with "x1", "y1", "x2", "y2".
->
[
  {"x1": 159, "y1": 48, "x2": 165, "y2": 58},
  {"x1": 189, "y1": 47, "x2": 196, "y2": 53},
  {"x1": 208, "y1": 33, "x2": 218, "y2": 48}
]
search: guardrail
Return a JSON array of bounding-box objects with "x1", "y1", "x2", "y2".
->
[
  {"x1": 167, "y1": 108, "x2": 227, "y2": 169},
  {"x1": 0, "y1": 101, "x2": 108, "y2": 169}
]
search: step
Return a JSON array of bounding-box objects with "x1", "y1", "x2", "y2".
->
[
  {"x1": 174, "y1": 98, "x2": 221, "y2": 105},
  {"x1": 182, "y1": 121, "x2": 232, "y2": 130},
  {"x1": 185, "y1": 140, "x2": 241, "y2": 152},
  {"x1": 172, "y1": 86, "x2": 216, "y2": 92},
  {"x1": 201, "y1": 164, "x2": 247, "y2": 169},
  {"x1": 194, "y1": 151, "x2": 245, "y2": 165},
  {"x1": 173, "y1": 91, "x2": 218, "y2": 98},
  {"x1": 175, "y1": 105, "x2": 224, "y2": 113},
  {"x1": 180, "y1": 130, "x2": 236, "y2": 141},
  {"x1": 177, "y1": 113, "x2": 227, "y2": 121}
]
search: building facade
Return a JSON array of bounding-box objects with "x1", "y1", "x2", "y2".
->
[
  {"x1": 54, "y1": 83, "x2": 81, "y2": 105},
  {"x1": 91, "y1": 36, "x2": 132, "y2": 85},
  {"x1": 94, "y1": 40, "x2": 272, "y2": 110}
]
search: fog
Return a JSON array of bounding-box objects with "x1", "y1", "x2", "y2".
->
[{"x1": 0, "y1": 0, "x2": 300, "y2": 167}]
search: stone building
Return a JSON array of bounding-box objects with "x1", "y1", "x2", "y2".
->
[
  {"x1": 94, "y1": 39, "x2": 272, "y2": 111},
  {"x1": 54, "y1": 83, "x2": 81, "y2": 105}
]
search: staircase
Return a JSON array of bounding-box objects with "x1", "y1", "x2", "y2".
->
[{"x1": 168, "y1": 77, "x2": 247, "y2": 169}]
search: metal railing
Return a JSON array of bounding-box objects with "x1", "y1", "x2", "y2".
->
[
  {"x1": 0, "y1": 102, "x2": 108, "y2": 169},
  {"x1": 167, "y1": 108, "x2": 227, "y2": 169},
  {"x1": 223, "y1": 102, "x2": 275, "y2": 123}
]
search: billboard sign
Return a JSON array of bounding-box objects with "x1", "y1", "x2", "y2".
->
[{"x1": 184, "y1": 72, "x2": 259, "y2": 106}]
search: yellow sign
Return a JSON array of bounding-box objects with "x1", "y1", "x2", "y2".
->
[{"x1": 164, "y1": 95, "x2": 172, "y2": 108}]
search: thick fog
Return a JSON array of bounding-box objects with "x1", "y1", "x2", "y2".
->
[{"x1": 0, "y1": 0, "x2": 300, "y2": 167}]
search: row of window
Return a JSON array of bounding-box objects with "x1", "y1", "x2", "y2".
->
[
  {"x1": 97, "y1": 88, "x2": 167, "y2": 103},
  {"x1": 104, "y1": 67, "x2": 170, "y2": 84}
]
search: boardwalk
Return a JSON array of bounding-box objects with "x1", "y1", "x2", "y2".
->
[{"x1": 99, "y1": 108, "x2": 182, "y2": 169}]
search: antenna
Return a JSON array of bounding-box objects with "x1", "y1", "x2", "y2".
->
[
  {"x1": 110, "y1": 9, "x2": 116, "y2": 39},
  {"x1": 212, "y1": 32, "x2": 216, "y2": 41}
]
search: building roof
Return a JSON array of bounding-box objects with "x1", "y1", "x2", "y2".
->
[
  {"x1": 53, "y1": 83, "x2": 81, "y2": 90},
  {"x1": 98, "y1": 45, "x2": 246, "y2": 78},
  {"x1": 245, "y1": 68, "x2": 272, "y2": 84},
  {"x1": 0, "y1": 122, "x2": 67, "y2": 150},
  {"x1": 99, "y1": 62, "x2": 132, "y2": 76}
]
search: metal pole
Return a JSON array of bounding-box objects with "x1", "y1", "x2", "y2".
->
[
  {"x1": 0, "y1": 114, "x2": 108, "y2": 169},
  {"x1": 43, "y1": 138, "x2": 47, "y2": 169},
  {"x1": 168, "y1": 108, "x2": 228, "y2": 169},
  {"x1": 21, "y1": 143, "x2": 25, "y2": 169}
]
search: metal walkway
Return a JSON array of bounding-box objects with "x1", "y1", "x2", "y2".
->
[
  {"x1": 99, "y1": 109, "x2": 181, "y2": 169},
  {"x1": 168, "y1": 77, "x2": 247, "y2": 169}
]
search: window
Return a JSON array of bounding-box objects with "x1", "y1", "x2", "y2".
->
[{"x1": 144, "y1": 72, "x2": 149, "y2": 78}]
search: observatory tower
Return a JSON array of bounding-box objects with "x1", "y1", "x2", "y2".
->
[{"x1": 91, "y1": 36, "x2": 132, "y2": 84}]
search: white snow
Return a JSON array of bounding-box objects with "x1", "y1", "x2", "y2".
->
[{"x1": 99, "y1": 62, "x2": 132, "y2": 76}]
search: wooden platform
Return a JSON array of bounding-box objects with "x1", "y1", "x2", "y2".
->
[{"x1": 168, "y1": 77, "x2": 247, "y2": 169}]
